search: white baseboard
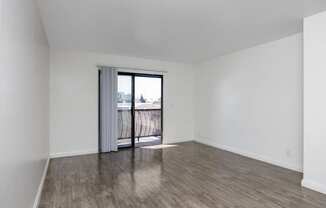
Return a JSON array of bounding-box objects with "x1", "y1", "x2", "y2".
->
[
  {"x1": 50, "y1": 149, "x2": 98, "y2": 159},
  {"x1": 195, "y1": 139, "x2": 302, "y2": 172},
  {"x1": 302, "y1": 179, "x2": 326, "y2": 195},
  {"x1": 33, "y1": 158, "x2": 50, "y2": 208}
]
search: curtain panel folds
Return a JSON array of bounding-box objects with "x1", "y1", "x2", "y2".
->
[{"x1": 99, "y1": 67, "x2": 118, "y2": 152}]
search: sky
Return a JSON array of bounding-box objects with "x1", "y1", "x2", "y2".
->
[{"x1": 118, "y1": 75, "x2": 161, "y2": 101}]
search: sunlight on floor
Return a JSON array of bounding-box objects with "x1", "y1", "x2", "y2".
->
[{"x1": 141, "y1": 144, "x2": 178, "y2": 149}]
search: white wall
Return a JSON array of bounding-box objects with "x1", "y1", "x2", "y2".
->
[
  {"x1": 0, "y1": 0, "x2": 49, "y2": 207},
  {"x1": 49, "y1": 49, "x2": 195, "y2": 157},
  {"x1": 302, "y1": 11, "x2": 326, "y2": 194},
  {"x1": 195, "y1": 33, "x2": 303, "y2": 172}
]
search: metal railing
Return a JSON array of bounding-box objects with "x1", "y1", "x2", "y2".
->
[{"x1": 117, "y1": 109, "x2": 161, "y2": 139}]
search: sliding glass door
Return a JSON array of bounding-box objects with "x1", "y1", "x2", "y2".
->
[
  {"x1": 117, "y1": 72, "x2": 163, "y2": 148},
  {"x1": 117, "y1": 75, "x2": 133, "y2": 147},
  {"x1": 134, "y1": 76, "x2": 162, "y2": 147}
]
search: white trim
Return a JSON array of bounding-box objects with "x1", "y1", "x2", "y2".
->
[
  {"x1": 50, "y1": 149, "x2": 99, "y2": 158},
  {"x1": 195, "y1": 139, "x2": 302, "y2": 172},
  {"x1": 33, "y1": 158, "x2": 50, "y2": 208},
  {"x1": 302, "y1": 179, "x2": 326, "y2": 195}
]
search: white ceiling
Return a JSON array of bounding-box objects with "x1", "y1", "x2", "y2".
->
[{"x1": 37, "y1": 0, "x2": 326, "y2": 63}]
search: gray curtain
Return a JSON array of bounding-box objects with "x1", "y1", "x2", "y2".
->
[{"x1": 99, "y1": 67, "x2": 118, "y2": 152}]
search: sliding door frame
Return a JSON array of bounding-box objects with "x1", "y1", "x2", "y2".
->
[{"x1": 117, "y1": 72, "x2": 163, "y2": 149}]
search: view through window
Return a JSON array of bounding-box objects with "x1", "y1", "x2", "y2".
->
[{"x1": 117, "y1": 74, "x2": 162, "y2": 148}]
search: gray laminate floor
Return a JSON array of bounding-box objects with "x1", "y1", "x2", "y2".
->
[{"x1": 39, "y1": 142, "x2": 326, "y2": 208}]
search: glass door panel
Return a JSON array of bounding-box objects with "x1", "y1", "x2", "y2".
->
[
  {"x1": 117, "y1": 75, "x2": 133, "y2": 148},
  {"x1": 134, "y1": 76, "x2": 162, "y2": 147}
]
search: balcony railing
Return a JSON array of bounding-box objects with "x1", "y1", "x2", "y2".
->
[{"x1": 117, "y1": 109, "x2": 161, "y2": 139}]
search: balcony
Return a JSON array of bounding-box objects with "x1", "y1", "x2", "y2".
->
[{"x1": 117, "y1": 109, "x2": 162, "y2": 147}]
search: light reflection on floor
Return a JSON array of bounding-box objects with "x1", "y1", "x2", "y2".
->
[{"x1": 141, "y1": 144, "x2": 178, "y2": 149}]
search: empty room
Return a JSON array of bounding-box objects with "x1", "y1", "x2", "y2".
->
[{"x1": 2, "y1": 0, "x2": 326, "y2": 207}]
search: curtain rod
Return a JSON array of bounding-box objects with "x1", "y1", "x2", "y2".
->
[{"x1": 97, "y1": 65, "x2": 168, "y2": 74}]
